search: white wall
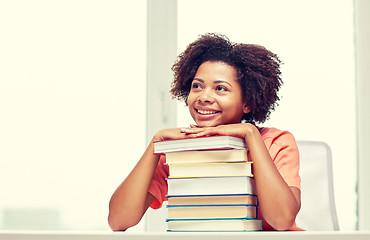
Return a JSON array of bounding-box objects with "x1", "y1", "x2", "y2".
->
[
  {"x1": 355, "y1": 0, "x2": 370, "y2": 230},
  {"x1": 0, "y1": 0, "x2": 147, "y2": 230},
  {"x1": 176, "y1": 0, "x2": 357, "y2": 230}
]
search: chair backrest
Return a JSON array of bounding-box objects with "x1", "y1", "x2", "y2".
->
[{"x1": 295, "y1": 141, "x2": 339, "y2": 230}]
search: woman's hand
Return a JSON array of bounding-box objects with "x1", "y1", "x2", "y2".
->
[
  {"x1": 180, "y1": 123, "x2": 257, "y2": 139},
  {"x1": 153, "y1": 127, "x2": 199, "y2": 142}
]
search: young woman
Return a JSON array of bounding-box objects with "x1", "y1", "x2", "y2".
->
[{"x1": 108, "y1": 33, "x2": 302, "y2": 231}]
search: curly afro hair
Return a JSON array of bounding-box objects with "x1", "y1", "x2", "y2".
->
[{"x1": 170, "y1": 33, "x2": 283, "y2": 124}]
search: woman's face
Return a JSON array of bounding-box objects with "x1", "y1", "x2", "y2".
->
[{"x1": 187, "y1": 61, "x2": 250, "y2": 127}]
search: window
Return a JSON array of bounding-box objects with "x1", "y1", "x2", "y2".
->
[{"x1": 0, "y1": 0, "x2": 147, "y2": 230}]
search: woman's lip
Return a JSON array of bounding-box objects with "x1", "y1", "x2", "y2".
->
[
  {"x1": 194, "y1": 109, "x2": 221, "y2": 121},
  {"x1": 195, "y1": 108, "x2": 221, "y2": 114}
]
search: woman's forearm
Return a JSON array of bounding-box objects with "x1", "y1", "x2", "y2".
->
[
  {"x1": 245, "y1": 126, "x2": 300, "y2": 230},
  {"x1": 108, "y1": 128, "x2": 188, "y2": 231},
  {"x1": 108, "y1": 141, "x2": 160, "y2": 231}
]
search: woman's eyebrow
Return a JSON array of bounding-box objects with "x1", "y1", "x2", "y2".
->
[
  {"x1": 193, "y1": 78, "x2": 204, "y2": 82},
  {"x1": 193, "y1": 78, "x2": 232, "y2": 87},
  {"x1": 214, "y1": 80, "x2": 233, "y2": 87}
]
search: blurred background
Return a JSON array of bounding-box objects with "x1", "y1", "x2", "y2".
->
[{"x1": 0, "y1": 0, "x2": 368, "y2": 232}]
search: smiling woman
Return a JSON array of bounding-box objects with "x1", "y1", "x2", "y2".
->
[{"x1": 108, "y1": 30, "x2": 302, "y2": 231}]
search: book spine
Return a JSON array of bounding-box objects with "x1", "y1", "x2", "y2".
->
[
  {"x1": 166, "y1": 217, "x2": 257, "y2": 221},
  {"x1": 166, "y1": 176, "x2": 257, "y2": 196},
  {"x1": 160, "y1": 139, "x2": 260, "y2": 231},
  {"x1": 167, "y1": 204, "x2": 257, "y2": 208}
]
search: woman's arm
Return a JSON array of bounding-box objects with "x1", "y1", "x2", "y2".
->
[
  {"x1": 244, "y1": 125, "x2": 301, "y2": 230},
  {"x1": 108, "y1": 141, "x2": 160, "y2": 231},
  {"x1": 108, "y1": 128, "x2": 196, "y2": 231},
  {"x1": 181, "y1": 123, "x2": 301, "y2": 230}
]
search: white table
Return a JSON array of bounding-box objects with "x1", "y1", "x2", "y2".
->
[{"x1": 0, "y1": 231, "x2": 370, "y2": 240}]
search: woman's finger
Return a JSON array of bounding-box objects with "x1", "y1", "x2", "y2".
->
[
  {"x1": 180, "y1": 127, "x2": 204, "y2": 134},
  {"x1": 194, "y1": 128, "x2": 219, "y2": 137}
]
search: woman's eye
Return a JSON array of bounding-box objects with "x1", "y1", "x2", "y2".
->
[
  {"x1": 192, "y1": 83, "x2": 202, "y2": 89},
  {"x1": 216, "y1": 85, "x2": 227, "y2": 91}
]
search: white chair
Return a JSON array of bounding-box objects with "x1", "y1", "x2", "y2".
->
[{"x1": 295, "y1": 141, "x2": 339, "y2": 230}]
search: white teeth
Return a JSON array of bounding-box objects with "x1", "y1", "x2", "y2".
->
[{"x1": 197, "y1": 109, "x2": 218, "y2": 114}]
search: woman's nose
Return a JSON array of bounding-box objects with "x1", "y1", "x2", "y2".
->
[{"x1": 198, "y1": 89, "x2": 215, "y2": 103}]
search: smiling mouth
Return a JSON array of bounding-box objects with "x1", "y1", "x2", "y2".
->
[{"x1": 196, "y1": 109, "x2": 221, "y2": 115}]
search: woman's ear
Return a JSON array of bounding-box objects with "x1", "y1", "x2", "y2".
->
[{"x1": 243, "y1": 104, "x2": 250, "y2": 114}]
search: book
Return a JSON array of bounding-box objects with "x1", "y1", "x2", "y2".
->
[
  {"x1": 165, "y1": 149, "x2": 248, "y2": 164},
  {"x1": 167, "y1": 204, "x2": 257, "y2": 219},
  {"x1": 154, "y1": 135, "x2": 246, "y2": 154},
  {"x1": 167, "y1": 161, "x2": 253, "y2": 178},
  {"x1": 166, "y1": 218, "x2": 263, "y2": 232},
  {"x1": 157, "y1": 135, "x2": 260, "y2": 232},
  {"x1": 166, "y1": 176, "x2": 256, "y2": 196},
  {"x1": 166, "y1": 194, "x2": 258, "y2": 206}
]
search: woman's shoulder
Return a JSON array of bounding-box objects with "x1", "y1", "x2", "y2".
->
[
  {"x1": 259, "y1": 126, "x2": 293, "y2": 137},
  {"x1": 259, "y1": 127, "x2": 297, "y2": 147}
]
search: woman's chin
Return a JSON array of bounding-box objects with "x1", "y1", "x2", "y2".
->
[{"x1": 194, "y1": 121, "x2": 219, "y2": 128}]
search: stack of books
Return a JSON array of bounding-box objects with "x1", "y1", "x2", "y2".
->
[{"x1": 154, "y1": 135, "x2": 262, "y2": 232}]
